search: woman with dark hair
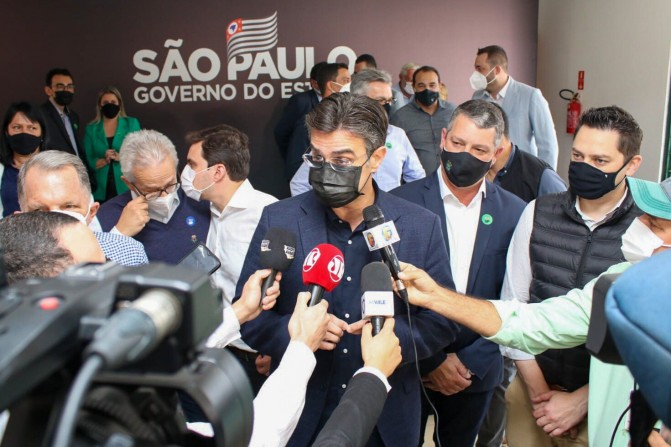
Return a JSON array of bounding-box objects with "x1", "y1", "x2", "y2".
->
[
  {"x1": 0, "y1": 102, "x2": 45, "y2": 216},
  {"x1": 83, "y1": 86, "x2": 140, "y2": 201}
]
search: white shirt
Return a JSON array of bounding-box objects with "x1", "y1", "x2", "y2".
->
[
  {"x1": 289, "y1": 125, "x2": 425, "y2": 196},
  {"x1": 199, "y1": 307, "x2": 390, "y2": 447},
  {"x1": 438, "y1": 171, "x2": 486, "y2": 293},
  {"x1": 484, "y1": 75, "x2": 511, "y2": 104},
  {"x1": 200, "y1": 309, "x2": 316, "y2": 447},
  {"x1": 500, "y1": 190, "x2": 629, "y2": 360},
  {"x1": 207, "y1": 180, "x2": 277, "y2": 305}
]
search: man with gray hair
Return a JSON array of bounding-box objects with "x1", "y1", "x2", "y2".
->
[
  {"x1": 390, "y1": 62, "x2": 419, "y2": 115},
  {"x1": 18, "y1": 150, "x2": 148, "y2": 266},
  {"x1": 392, "y1": 99, "x2": 526, "y2": 446},
  {"x1": 290, "y1": 68, "x2": 425, "y2": 195},
  {"x1": 97, "y1": 129, "x2": 210, "y2": 263}
]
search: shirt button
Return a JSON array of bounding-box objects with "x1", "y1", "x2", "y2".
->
[
  {"x1": 346, "y1": 276, "x2": 352, "y2": 282},
  {"x1": 341, "y1": 384, "x2": 347, "y2": 389},
  {"x1": 343, "y1": 348, "x2": 348, "y2": 354},
  {"x1": 338, "y1": 219, "x2": 343, "y2": 224},
  {"x1": 347, "y1": 240, "x2": 352, "y2": 245},
  {"x1": 345, "y1": 313, "x2": 350, "y2": 319}
]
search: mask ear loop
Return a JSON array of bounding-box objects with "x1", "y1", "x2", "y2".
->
[{"x1": 614, "y1": 157, "x2": 634, "y2": 189}]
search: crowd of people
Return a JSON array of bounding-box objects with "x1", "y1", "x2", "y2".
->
[{"x1": 0, "y1": 43, "x2": 669, "y2": 447}]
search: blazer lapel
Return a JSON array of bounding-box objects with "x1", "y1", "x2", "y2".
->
[
  {"x1": 46, "y1": 102, "x2": 74, "y2": 151},
  {"x1": 423, "y1": 173, "x2": 449, "y2": 255},
  {"x1": 297, "y1": 193, "x2": 330, "y2": 258},
  {"x1": 467, "y1": 182, "x2": 496, "y2": 292}
]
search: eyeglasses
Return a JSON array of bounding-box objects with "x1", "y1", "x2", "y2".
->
[
  {"x1": 303, "y1": 151, "x2": 371, "y2": 172},
  {"x1": 374, "y1": 97, "x2": 396, "y2": 106},
  {"x1": 52, "y1": 83, "x2": 75, "y2": 92},
  {"x1": 131, "y1": 181, "x2": 180, "y2": 200}
]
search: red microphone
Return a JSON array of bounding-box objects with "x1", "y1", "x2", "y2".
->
[{"x1": 302, "y1": 243, "x2": 345, "y2": 306}]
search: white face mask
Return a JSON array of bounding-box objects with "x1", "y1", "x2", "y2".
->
[
  {"x1": 181, "y1": 165, "x2": 215, "y2": 202},
  {"x1": 52, "y1": 199, "x2": 92, "y2": 225},
  {"x1": 131, "y1": 190, "x2": 180, "y2": 223},
  {"x1": 402, "y1": 82, "x2": 414, "y2": 96},
  {"x1": 469, "y1": 67, "x2": 497, "y2": 91},
  {"x1": 621, "y1": 217, "x2": 671, "y2": 263}
]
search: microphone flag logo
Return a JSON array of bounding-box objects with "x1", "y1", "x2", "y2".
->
[
  {"x1": 328, "y1": 255, "x2": 345, "y2": 282},
  {"x1": 303, "y1": 247, "x2": 321, "y2": 272}
]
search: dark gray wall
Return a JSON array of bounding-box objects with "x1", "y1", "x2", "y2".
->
[{"x1": 1, "y1": 0, "x2": 538, "y2": 197}]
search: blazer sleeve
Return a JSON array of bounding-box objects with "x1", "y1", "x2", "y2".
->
[
  {"x1": 529, "y1": 89, "x2": 559, "y2": 170},
  {"x1": 393, "y1": 214, "x2": 460, "y2": 366},
  {"x1": 312, "y1": 372, "x2": 388, "y2": 447},
  {"x1": 236, "y1": 208, "x2": 292, "y2": 361},
  {"x1": 83, "y1": 124, "x2": 98, "y2": 171}
]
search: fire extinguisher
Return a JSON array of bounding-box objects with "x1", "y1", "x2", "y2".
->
[{"x1": 560, "y1": 89, "x2": 581, "y2": 134}]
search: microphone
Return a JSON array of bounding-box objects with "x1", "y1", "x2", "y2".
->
[
  {"x1": 84, "y1": 289, "x2": 182, "y2": 370},
  {"x1": 362, "y1": 205, "x2": 408, "y2": 301},
  {"x1": 258, "y1": 228, "x2": 297, "y2": 304},
  {"x1": 302, "y1": 243, "x2": 345, "y2": 306},
  {"x1": 361, "y1": 262, "x2": 395, "y2": 335}
]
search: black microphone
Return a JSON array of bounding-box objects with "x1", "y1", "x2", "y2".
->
[
  {"x1": 83, "y1": 289, "x2": 182, "y2": 370},
  {"x1": 363, "y1": 205, "x2": 408, "y2": 301},
  {"x1": 258, "y1": 228, "x2": 297, "y2": 305},
  {"x1": 361, "y1": 262, "x2": 395, "y2": 335}
]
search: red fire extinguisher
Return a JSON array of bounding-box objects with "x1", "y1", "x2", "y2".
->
[{"x1": 560, "y1": 89, "x2": 581, "y2": 134}]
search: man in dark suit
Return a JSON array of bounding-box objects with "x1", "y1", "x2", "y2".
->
[
  {"x1": 237, "y1": 93, "x2": 458, "y2": 447},
  {"x1": 274, "y1": 61, "x2": 326, "y2": 161},
  {"x1": 282, "y1": 62, "x2": 350, "y2": 180},
  {"x1": 41, "y1": 67, "x2": 94, "y2": 188},
  {"x1": 392, "y1": 99, "x2": 526, "y2": 447}
]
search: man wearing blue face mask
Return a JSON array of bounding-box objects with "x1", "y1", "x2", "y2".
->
[
  {"x1": 391, "y1": 66, "x2": 456, "y2": 175},
  {"x1": 96, "y1": 130, "x2": 211, "y2": 264},
  {"x1": 500, "y1": 106, "x2": 643, "y2": 447}
]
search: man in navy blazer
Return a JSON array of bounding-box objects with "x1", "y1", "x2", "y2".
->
[
  {"x1": 274, "y1": 61, "x2": 325, "y2": 162},
  {"x1": 237, "y1": 93, "x2": 458, "y2": 447},
  {"x1": 392, "y1": 100, "x2": 525, "y2": 447}
]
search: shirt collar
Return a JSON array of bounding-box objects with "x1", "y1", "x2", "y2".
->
[
  {"x1": 496, "y1": 144, "x2": 517, "y2": 179},
  {"x1": 210, "y1": 179, "x2": 254, "y2": 217},
  {"x1": 49, "y1": 97, "x2": 66, "y2": 116},
  {"x1": 485, "y1": 75, "x2": 511, "y2": 101},
  {"x1": 575, "y1": 186, "x2": 629, "y2": 226},
  {"x1": 437, "y1": 169, "x2": 488, "y2": 202}
]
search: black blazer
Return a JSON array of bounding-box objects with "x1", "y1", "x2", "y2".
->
[
  {"x1": 41, "y1": 101, "x2": 95, "y2": 188},
  {"x1": 274, "y1": 89, "x2": 319, "y2": 157},
  {"x1": 312, "y1": 372, "x2": 388, "y2": 447}
]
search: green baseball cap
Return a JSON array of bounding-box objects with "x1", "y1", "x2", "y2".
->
[{"x1": 627, "y1": 177, "x2": 671, "y2": 220}]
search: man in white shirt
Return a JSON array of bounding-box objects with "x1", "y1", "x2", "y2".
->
[{"x1": 181, "y1": 124, "x2": 277, "y2": 393}]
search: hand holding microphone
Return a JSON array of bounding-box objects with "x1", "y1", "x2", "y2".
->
[
  {"x1": 259, "y1": 227, "x2": 296, "y2": 305},
  {"x1": 288, "y1": 292, "x2": 331, "y2": 352},
  {"x1": 302, "y1": 243, "x2": 348, "y2": 349},
  {"x1": 234, "y1": 269, "x2": 282, "y2": 325},
  {"x1": 361, "y1": 318, "x2": 402, "y2": 378}
]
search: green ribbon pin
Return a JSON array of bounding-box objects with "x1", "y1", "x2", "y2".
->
[{"x1": 481, "y1": 214, "x2": 493, "y2": 225}]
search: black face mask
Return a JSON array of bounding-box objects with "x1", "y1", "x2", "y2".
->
[
  {"x1": 7, "y1": 133, "x2": 41, "y2": 156},
  {"x1": 382, "y1": 103, "x2": 391, "y2": 116},
  {"x1": 568, "y1": 160, "x2": 629, "y2": 200},
  {"x1": 415, "y1": 89, "x2": 439, "y2": 107},
  {"x1": 101, "y1": 103, "x2": 120, "y2": 119},
  {"x1": 440, "y1": 150, "x2": 492, "y2": 188},
  {"x1": 309, "y1": 165, "x2": 365, "y2": 208},
  {"x1": 54, "y1": 91, "x2": 74, "y2": 106}
]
